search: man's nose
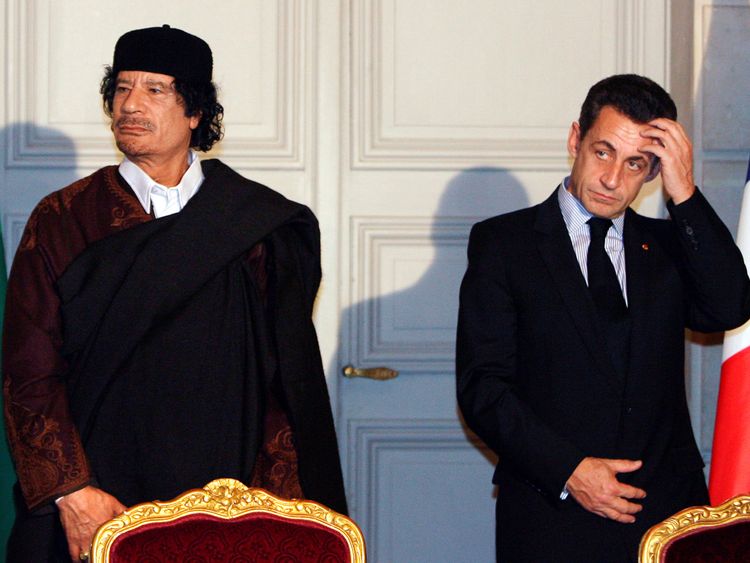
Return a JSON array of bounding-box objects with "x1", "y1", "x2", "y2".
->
[
  {"x1": 121, "y1": 88, "x2": 144, "y2": 113},
  {"x1": 600, "y1": 163, "x2": 623, "y2": 190}
]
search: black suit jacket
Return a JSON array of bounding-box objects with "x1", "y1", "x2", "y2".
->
[{"x1": 456, "y1": 188, "x2": 750, "y2": 562}]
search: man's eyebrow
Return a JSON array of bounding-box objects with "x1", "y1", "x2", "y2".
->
[
  {"x1": 144, "y1": 79, "x2": 173, "y2": 89},
  {"x1": 592, "y1": 140, "x2": 616, "y2": 151},
  {"x1": 115, "y1": 78, "x2": 173, "y2": 89}
]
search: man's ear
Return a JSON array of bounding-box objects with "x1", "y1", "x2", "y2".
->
[
  {"x1": 567, "y1": 122, "x2": 581, "y2": 159},
  {"x1": 189, "y1": 112, "x2": 202, "y2": 130},
  {"x1": 645, "y1": 159, "x2": 661, "y2": 182}
]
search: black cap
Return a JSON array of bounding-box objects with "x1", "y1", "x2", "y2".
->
[{"x1": 112, "y1": 24, "x2": 212, "y2": 83}]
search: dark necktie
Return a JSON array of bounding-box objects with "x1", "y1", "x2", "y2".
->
[{"x1": 587, "y1": 217, "x2": 627, "y2": 321}]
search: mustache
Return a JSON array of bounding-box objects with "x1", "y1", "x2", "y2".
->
[{"x1": 115, "y1": 118, "x2": 154, "y2": 130}]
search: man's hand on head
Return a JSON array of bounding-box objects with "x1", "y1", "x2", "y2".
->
[
  {"x1": 57, "y1": 485, "x2": 126, "y2": 561},
  {"x1": 640, "y1": 118, "x2": 696, "y2": 205},
  {"x1": 566, "y1": 457, "x2": 647, "y2": 523}
]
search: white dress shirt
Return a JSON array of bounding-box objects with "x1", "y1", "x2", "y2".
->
[
  {"x1": 119, "y1": 150, "x2": 204, "y2": 218},
  {"x1": 557, "y1": 178, "x2": 628, "y2": 304}
]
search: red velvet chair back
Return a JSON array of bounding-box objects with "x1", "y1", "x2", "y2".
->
[
  {"x1": 639, "y1": 494, "x2": 750, "y2": 562},
  {"x1": 91, "y1": 479, "x2": 366, "y2": 562}
]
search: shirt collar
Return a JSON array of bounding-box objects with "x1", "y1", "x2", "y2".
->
[
  {"x1": 119, "y1": 150, "x2": 204, "y2": 215},
  {"x1": 557, "y1": 176, "x2": 625, "y2": 237}
]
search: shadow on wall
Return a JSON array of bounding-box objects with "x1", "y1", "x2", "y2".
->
[
  {"x1": 334, "y1": 166, "x2": 529, "y2": 488},
  {"x1": 692, "y1": 0, "x2": 750, "y2": 238},
  {"x1": 2, "y1": 123, "x2": 83, "y2": 261},
  {"x1": 0, "y1": 123, "x2": 80, "y2": 561},
  {"x1": 684, "y1": 0, "x2": 750, "y2": 472}
]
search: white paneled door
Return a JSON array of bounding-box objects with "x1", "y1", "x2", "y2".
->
[
  {"x1": 2, "y1": 1, "x2": 673, "y2": 561},
  {"x1": 327, "y1": 2, "x2": 672, "y2": 561}
]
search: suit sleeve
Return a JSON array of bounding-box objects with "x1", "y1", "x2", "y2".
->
[
  {"x1": 666, "y1": 189, "x2": 750, "y2": 332},
  {"x1": 456, "y1": 222, "x2": 584, "y2": 499},
  {"x1": 2, "y1": 213, "x2": 92, "y2": 510}
]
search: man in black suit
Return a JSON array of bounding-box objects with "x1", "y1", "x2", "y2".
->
[{"x1": 456, "y1": 74, "x2": 750, "y2": 562}]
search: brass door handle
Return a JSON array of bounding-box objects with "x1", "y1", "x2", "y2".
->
[{"x1": 342, "y1": 365, "x2": 399, "y2": 380}]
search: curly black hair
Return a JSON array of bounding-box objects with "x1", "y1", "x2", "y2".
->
[{"x1": 100, "y1": 65, "x2": 224, "y2": 151}]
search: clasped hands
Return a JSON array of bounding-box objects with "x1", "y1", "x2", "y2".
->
[{"x1": 566, "y1": 457, "x2": 646, "y2": 524}]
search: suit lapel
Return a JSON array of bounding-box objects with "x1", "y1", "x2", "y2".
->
[
  {"x1": 623, "y1": 210, "x2": 655, "y2": 384},
  {"x1": 534, "y1": 189, "x2": 622, "y2": 391},
  {"x1": 624, "y1": 210, "x2": 652, "y2": 314}
]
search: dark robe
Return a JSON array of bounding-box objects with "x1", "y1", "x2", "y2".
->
[{"x1": 3, "y1": 159, "x2": 346, "y2": 561}]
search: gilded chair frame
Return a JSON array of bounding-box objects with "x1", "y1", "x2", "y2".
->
[
  {"x1": 638, "y1": 494, "x2": 750, "y2": 562},
  {"x1": 91, "y1": 478, "x2": 366, "y2": 562}
]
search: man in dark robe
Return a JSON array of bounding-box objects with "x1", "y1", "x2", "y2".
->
[{"x1": 3, "y1": 25, "x2": 347, "y2": 562}]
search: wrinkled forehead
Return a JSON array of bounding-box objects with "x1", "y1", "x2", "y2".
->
[
  {"x1": 586, "y1": 107, "x2": 654, "y2": 152},
  {"x1": 115, "y1": 70, "x2": 177, "y2": 86}
]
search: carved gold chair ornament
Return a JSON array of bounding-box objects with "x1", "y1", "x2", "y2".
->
[
  {"x1": 90, "y1": 477, "x2": 366, "y2": 562},
  {"x1": 639, "y1": 494, "x2": 750, "y2": 562}
]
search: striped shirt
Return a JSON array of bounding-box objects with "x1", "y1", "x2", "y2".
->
[{"x1": 557, "y1": 179, "x2": 628, "y2": 305}]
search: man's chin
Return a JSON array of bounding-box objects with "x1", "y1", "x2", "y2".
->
[
  {"x1": 115, "y1": 141, "x2": 149, "y2": 158},
  {"x1": 585, "y1": 201, "x2": 623, "y2": 220}
]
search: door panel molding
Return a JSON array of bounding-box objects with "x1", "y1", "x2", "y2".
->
[
  {"x1": 348, "y1": 418, "x2": 496, "y2": 562},
  {"x1": 349, "y1": 216, "x2": 475, "y2": 373},
  {"x1": 351, "y1": 0, "x2": 669, "y2": 169},
  {"x1": 5, "y1": 0, "x2": 309, "y2": 170}
]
